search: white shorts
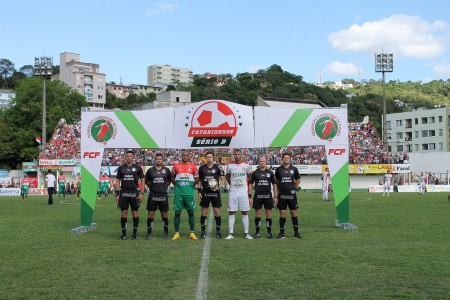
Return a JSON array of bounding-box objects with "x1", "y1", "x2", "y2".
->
[{"x1": 227, "y1": 190, "x2": 250, "y2": 212}]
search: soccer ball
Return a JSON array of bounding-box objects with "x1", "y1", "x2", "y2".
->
[
  {"x1": 208, "y1": 179, "x2": 218, "y2": 190},
  {"x1": 192, "y1": 101, "x2": 236, "y2": 129}
]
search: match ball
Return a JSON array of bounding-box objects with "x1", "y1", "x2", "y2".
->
[{"x1": 208, "y1": 179, "x2": 218, "y2": 190}]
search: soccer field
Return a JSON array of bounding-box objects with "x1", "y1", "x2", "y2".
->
[{"x1": 0, "y1": 192, "x2": 449, "y2": 299}]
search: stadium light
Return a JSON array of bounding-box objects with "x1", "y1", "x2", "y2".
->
[
  {"x1": 375, "y1": 53, "x2": 393, "y2": 149},
  {"x1": 34, "y1": 57, "x2": 53, "y2": 148}
]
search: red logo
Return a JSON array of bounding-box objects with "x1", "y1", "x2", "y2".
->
[
  {"x1": 328, "y1": 148, "x2": 346, "y2": 155},
  {"x1": 186, "y1": 101, "x2": 240, "y2": 147},
  {"x1": 83, "y1": 152, "x2": 101, "y2": 158}
]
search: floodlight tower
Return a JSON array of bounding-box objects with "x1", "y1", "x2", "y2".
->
[
  {"x1": 34, "y1": 57, "x2": 53, "y2": 147},
  {"x1": 375, "y1": 53, "x2": 393, "y2": 148}
]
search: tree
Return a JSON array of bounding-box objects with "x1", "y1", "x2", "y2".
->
[
  {"x1": 0, "y1": 58, "x2": 15, "y2": 88},
  {"x1": 19, "y1": 65, "x2": 34, "y2": 77},
  {"x1": 0, "y1": 77, "x2": 87, "y2": 169}
]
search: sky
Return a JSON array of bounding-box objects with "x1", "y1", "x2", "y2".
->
[{"x1": 2, "y1": 0, "x2": 450, "y2": 85}]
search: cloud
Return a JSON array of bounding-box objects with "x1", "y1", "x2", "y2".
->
[
  {"x1": 247, "y1": 64, "x2": 265, "y2": 73},
  {"x1": 325, "y1": 61, "x2": 361, "y2": 75},
  {"x1": 328, "y1": 14, "x2": 449, "y2": 59},
  {"x1": 145, "y1": 2, "x2": 176, "y2": 17},
  {"x1": 433, "y1": 63, "x2": 450, "y2": 76},
  {"x1": 157, "y1": 2, "x2": 176, "y2": 12}
]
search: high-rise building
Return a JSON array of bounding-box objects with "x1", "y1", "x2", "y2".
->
[
  {"x1": 58, "y1": 52, "x2": 106, "y2": 109},
  {"x1": 147, "y1": 64, "x2": 193, "y2": 86},
  {"x1": 386, "y1": 107, "x2": 450, "y2": 153}
]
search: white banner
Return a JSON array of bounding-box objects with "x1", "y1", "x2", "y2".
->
[
  {"x1": 368, "y1": 185, "x2": 394, "y2": 193},
  {"x1": 425, "y1": 185, "x2": 450, "y2": 192},
  {"x1": 81, "y1": 109, "x2": 173, "y2": 148},
  {"x1": 39, "y1": 159, "x2": 78, "y2": 166},
  {"x1": 0, "y1": 188, "x2": 21, "y2": 196},
  {"x1": 254, "y1": 107, "x2": 348, "y2": 147},
  {"x1": 392, "y1": 164, "x2": 410, "y2": 173},
  {"x1": 169, "y1": 100, "x2": 254, "y2": 148}
]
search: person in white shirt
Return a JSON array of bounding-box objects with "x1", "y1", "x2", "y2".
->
[
  {"x1": 382, "y1": 169, "x2": 392, "y2": 197},
  {"x1": 321, "y1": 167, "x2": 330, "y2": 201},
  {"x1": 225, "y1": 149, "x2": 252, "y2": 240},
  {"x1": 45, "y1": 169, "x2": 57, "y2": 205},
  {"x1": 418, "y1": 172, "x2": 426, "y2": 195}
]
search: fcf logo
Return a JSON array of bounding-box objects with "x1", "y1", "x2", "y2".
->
[
  {"x1": 83, "y1": 152, "x2": 101, "y2": 158},
  {"x1": 328, "y1": 148, "x2": 346, "y2": 155}
]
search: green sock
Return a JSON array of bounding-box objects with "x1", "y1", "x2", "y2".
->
[
  {"x1": 174, "y1": 215, "x2": 180, "y2": 232},
  {"x1": 188, "y1": 215, "x2": 195, "y2": 231}
]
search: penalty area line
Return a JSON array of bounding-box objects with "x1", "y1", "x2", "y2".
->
[{"x1": 196, "y1": 207, "x2": 213, "y2": 300}]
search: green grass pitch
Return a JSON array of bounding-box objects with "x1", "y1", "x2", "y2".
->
[{"x1": 0, "y1": 192, "x2": 449, "y2": 299}]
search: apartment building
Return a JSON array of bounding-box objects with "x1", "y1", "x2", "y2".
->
[
  {"x1": 147, "y1": 64, "x2": 193, "y2": 86},
  {"x1": 386, "y1": 107, "x2": 450, "y2": 153},
  {"x1": 58, "y1": 52, "x2": 106, "y2": 109}
]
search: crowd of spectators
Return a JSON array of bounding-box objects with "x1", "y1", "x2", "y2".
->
[
  {"x1": 40, "y1": 120, "x2": 409, "y2": 166},
  {"x1": 39, "y1": 119, "x2": 81, "y2": 160}
]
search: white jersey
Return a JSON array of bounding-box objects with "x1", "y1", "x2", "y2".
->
[
  {"x1": 418, "y1": 175, "x2": 426, "y2": 186},
  {"x1": 322, "y1": 171, "x2": 330, "y2": 191},
  {"x1": 384, "y1": 174, "x2": 392, "y2": 186},
  {"x1": 226, "y1": 162, "x2": 251, "y2": 193}
]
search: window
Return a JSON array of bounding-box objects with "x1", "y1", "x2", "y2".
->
[
  {"x1": 415, "y1": 118, "x2": 418, "y2": 125},
  {"x1": 439, "y1": 129, "x2": 443, "y2": 136},
  {"x1": 422, "y1": 130, "x2": 428, "y2": 137},
  {"x1": 422, "y1": 144, "x2": 429, "y2": 150},
  {"x1": 415, "y1": 131, "x2": 419, "y2": 138},
  {"x1": 421, "y1": 117, "x2": 428, "y2": 124},
  {"x1": 439, "y1": 116, "x2": 443, "y2": 122},
  {"x1": 386, "y1": 121, "x2": 391, "y2": 129},
  {"x1": 387, "y1": 133, "x2": 392, "y2": 140},
  {"x1": 396, "y1": 120, "x2": 402, "y2": 126},
  {"x1": 415, "y1": 144, "x2": 419, "y2": 151},
  {"x1": 396, "y1": 132, "x2": 403, "y2": 139},
  {"x1": 429, "y1": 143, "x2": 435, "y2": 150},
  {"x1": 429, "y1": 130, "x2": 435, "y2": 137},
  {"x1": 439, "y1": 143, "x2": 443, "y2": 150},
  {"x1": 429, "y1": 117, "x2": 435, "y2": 123},
  {"x1": 396, "y1": 145, "x2": 404, "y2": 152},
  {"x1": 176, "y1": 97, "x2": 180, "y2": 102}
]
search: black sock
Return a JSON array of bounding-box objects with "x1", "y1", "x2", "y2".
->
[
  {"x1": 255, "y1": 217, "x2": 261, "y2": 234},
  {"x1": 121, "y1": 217, "x2": 127, "y2": 236},
  {"x1": 162, "y1": 217, "x2": 169, "y2": 234},
  {"x1": 280, "y1": 217, "x2": 286, "y2": 234},
  {"x1": 200, "y1": 216, "x2": 207, "y2": 233},
  {"x1": 292, "y1": 216, "x2": 299, "y2": 234},
  {"x1": 133, "y1": 217, "x2": 139, "y2": 236},
  {"x1": 266, "y1": 218, "x2": 272, "y2": 234},
  {"x1": 147, "y1": 218, "x2": 153, "y2": 235},
  {"x1": 215, "y1": 216, "x2": 221, "y2": 233}
]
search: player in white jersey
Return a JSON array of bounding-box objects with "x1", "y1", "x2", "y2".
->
[
  {"x1": 321, "y1": 167, "x2": 330, "y2": 201},
  {"x1": 418, "y1": 172, "x2": 426, "y2": 195},
  {"x1": 225, "y1": 149, "x2": 253, "y2": 240},
  {"x1": 382, "y1": 169, "x2": 392, "y2": 197}
]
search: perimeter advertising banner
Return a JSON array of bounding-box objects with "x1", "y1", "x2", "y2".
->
[{"x1": 79, "y1": 100, "x2": 350, "y2": 227}]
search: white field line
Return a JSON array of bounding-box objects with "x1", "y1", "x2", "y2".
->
[{"x1": 196, "y1": 208, "x2": 213, "y2": 300}]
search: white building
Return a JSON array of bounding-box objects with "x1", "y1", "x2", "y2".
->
[
  {"x1": 140, "y1": 91, "x2": 191, "y2": 109},
  {"x1": 57, "y1": 52, "x2": 106, "y2": 110},
  {"x1": 385, "y1": 107, "x2": 450, "y2": 153},
  {"x1": 0, "y1": 89, "x2": 15, "y2": 109},
  {"x1": 147, "y1": 64, "x2": 193, "y2": 86}
]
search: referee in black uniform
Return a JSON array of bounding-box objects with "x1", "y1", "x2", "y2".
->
[
  {"x1": 115, "y1": 150, "x2": 145, "y2": 240},
  {"x1": 248, "y1": 156, "x2": 278, "y2": 239},
  {"x1": 145, "y1": 153, "x2": 172, "y2": 240},
  {"x1": 197, "y1": 151, "x2": 226, "y2": 239},
  {"x1": 274, "y1": 152, "x2": 302, "y2": 239}
]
